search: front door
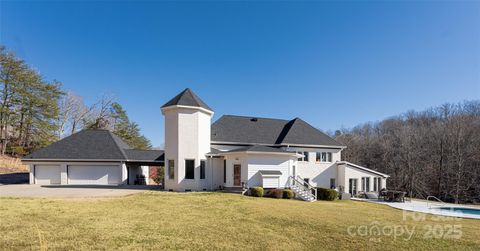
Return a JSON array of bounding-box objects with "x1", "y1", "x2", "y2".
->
[{"x1": 233, "y1": 164, "x2": 241, "y2": 186}]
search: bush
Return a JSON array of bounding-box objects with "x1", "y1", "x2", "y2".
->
[
  {"x1": 265, "y1": 189, "x2": 283, "y2": 199},
  {"x1": 316, "y1": 187, "x2": 338, "y2": 201},
  {"x1": 282, "y1": 189, "x2": 295, "y2": 199},
  {"x1": 249, "y1": 187, "x2": 264, "y2": 197}
]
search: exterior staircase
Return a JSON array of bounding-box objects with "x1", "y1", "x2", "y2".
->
[{"x1": 289, "y1": 176, "x2": 317, "y2": 202}]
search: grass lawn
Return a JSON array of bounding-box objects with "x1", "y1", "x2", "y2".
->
[{"x1": 1, "y1": 192, "x2": 479, "y2": 250}]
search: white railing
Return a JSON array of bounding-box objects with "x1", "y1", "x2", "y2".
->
[
  {"x1": 426, "y1": 195, "x2": 445, "y2": 208},
  {"x1": 289, "y1": 175, "x2": 317, "y2": 201}
]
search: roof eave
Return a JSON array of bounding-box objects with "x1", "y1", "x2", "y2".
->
[
  {"x1": 211, "y1": 141, "x2": 346, "y2": 149},
  {"x1": 161, "y1": 105, "x2": 214, "y2": 115},
  {"x1": 336, "y1": 161, "x2": 390, "y2": 178}
]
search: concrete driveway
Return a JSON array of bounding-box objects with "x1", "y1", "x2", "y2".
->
[{"x1": 0, "y1": 184, "x2": 162, "y2": 198}]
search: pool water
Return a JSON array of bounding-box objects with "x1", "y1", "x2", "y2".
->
[{"x1": 437, "y1": 207, "x2": 480, "y2": 215}]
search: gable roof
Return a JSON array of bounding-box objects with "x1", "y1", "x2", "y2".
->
[
  {"x1": 211, "y1": 115, "x2": 344, "y2": 148},
  {"x1": 23, "y1": 129, "x2": 164, "y2": 163},
  {"x1": 161, "y1": 88, "x2": 213, "y2": 111}
]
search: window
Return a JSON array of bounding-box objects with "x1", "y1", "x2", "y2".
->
[
  {"x1": 330, "y1": 178, "x2": 336, "y2": 189},
  {"x1": 366, "y1": 177, "x2": 370, "y2": 192},
  {"x1": 168, "y1": 160, "x2": 175, "y2": 179},
  {"x1": 378, "y1": 178, "x2": 383, "y2": 191},
  {"x1": 316, "y1": 152, "x2": 333, "y2": 163},
  {"x1": 297, "y1": 152, "x2": 309, "y2": 162},
  {"x1": 223, "y1": 159, "x2": 226, "y2": 183},
  {"x1": 361, "y1": 177, "x2": 370, "y2": 192},
  {"x1": 349, "y1": 178, "x2": 357, "y2": 195},
  {"x1": 185, "y1": 160, "x2": 194, "y2": 179},
  {"x1": 200, "y1": 160, "x2": 206, "y2": 179},
  {"x1": 373, "y1": 177, "x2": 378, "y2": 192}
]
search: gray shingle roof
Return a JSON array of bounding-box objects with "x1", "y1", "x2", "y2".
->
[
  {"x1": 161, "y1": 88, "x2": 213, "y2": 111},
  {"x1": 211, "y1": 115, "x2": 344, "y2": 147},
  {"x1": 124, "y1": 149, "x2": 164, "y2": 162},
  {"x1": 225, "y1": 145, "x2": 294, "y2": 154},
  {"x1": 23, "y1": 129, "x2": 164, "y2": 163},
  {"x1": 259, "y1": 170, "x2": 282, "y2": 176}
]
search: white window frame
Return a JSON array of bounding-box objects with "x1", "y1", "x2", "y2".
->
[{"x1": 315, "y1": 151, "x2": 333, "y2": 163}]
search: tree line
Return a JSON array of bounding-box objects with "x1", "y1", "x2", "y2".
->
[
  {"x1": 334, "y1": 101, "x2": 480, "y2": 203},
  {"x1": 0, "y1": 46, "x2": 151, "y2": 155}
]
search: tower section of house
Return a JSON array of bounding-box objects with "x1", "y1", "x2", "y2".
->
[{"x1": 161, "y1": 88, "x2": 213, "y2": 191}]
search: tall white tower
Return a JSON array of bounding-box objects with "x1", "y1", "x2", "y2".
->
[{"x1": 161, "y1": 88, "x2": 213, "y2": 191}]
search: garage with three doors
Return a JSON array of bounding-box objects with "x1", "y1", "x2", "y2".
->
[{"x1": 23, "y1": 129, "x2": 164, "y2": 185}]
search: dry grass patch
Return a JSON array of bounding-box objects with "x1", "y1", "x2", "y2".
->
[{"x1": 0, "y1": 192, "x2": 479, "y2": 250}]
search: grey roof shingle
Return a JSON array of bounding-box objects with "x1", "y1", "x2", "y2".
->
[
  {"x1": 259, "y1": 170, "x2": 283, "y2": 175},
  {"x1": 124, "y1": 149, "x2": 164, "y2": 162},
  {"x1": 211, "y1": 115, "x2": 289, "y2": 145},
  {"x1": 225, "y1": 145, "x2": 294, "y2": 154},
  {"x1": 161, "y1": 88, "x2": 213, "y2": 111},
  {"x1": 23, "y1": 129, "x2": 164, "y2": 163},
  {"x1": 211, "y1": 115, "x2": 344, "y2": 147}
]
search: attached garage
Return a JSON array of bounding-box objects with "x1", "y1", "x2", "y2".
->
[
  {"x1": 22, "y1": 129, "x2": 164, "y2": 186},
  {"x1": 35, "y1": 165, "x2": 61, "y2": 185},
  {"x1": 68, "y1": 165, "x2": 121, "y2": 185}
]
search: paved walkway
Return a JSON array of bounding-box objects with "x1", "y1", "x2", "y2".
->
[{"x1": 0, "y1": 184, "x2": 161, "y2": 198}]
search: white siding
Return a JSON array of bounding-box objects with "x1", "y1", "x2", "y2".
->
[
  {"x1": 338, "y1": 163, "x2": 387, "y2": 194},
  {"x1": 288, "y1": 147, "x2": 342, "y2": 187},
  {"x1": 162, "y1": 106, "x2": 213, "y2": 191},
  {"x1": 246, "y1": 154, "x2": 292, "y2": 188}
]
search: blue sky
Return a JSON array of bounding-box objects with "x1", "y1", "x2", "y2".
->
[{"x1": 1, "y1": 1, "x2": 479, "y2": 147}]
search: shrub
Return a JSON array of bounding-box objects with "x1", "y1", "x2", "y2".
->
[
  {"x1": 265, "y1": 189, "x2": 283, "y2": 199},
  {"x1": 249, "y1": 187, "x2": 264, "y2": 197},
  {"x1": 316, "y1": 187, "x2": 338, "y2": 201},
  {"x1": 282, "y1": 189, "x2": 295, "y2": 199}
]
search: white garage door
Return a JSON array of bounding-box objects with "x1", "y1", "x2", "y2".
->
[
  {"x1": 262, "y1": 177, "x2": 280, "y2": 188},
  {"x1": 68, "y1": 165, "x2": 121, "y2": 185},
  {"x1": 35, "y1": 165, "x2": 61, "y2": 185}
]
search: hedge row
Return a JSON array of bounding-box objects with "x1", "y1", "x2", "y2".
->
[
  {"x1": 315, "y1": 187, "x2": 338, "y2": 201},
  {"x1": 247, "y1": 187, "x2": 295, "y2": 199}
]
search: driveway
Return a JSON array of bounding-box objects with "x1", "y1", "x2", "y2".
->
[{"x1": 0, "y1": 184, "x2": 162, "y2": 198}]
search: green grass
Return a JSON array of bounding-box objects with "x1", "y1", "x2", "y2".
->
[{"x1": 0, "y1": 192, "x2": 479, "y2": 250}]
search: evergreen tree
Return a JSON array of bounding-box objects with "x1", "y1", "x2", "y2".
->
[{"x1": 110, "y1": 102, "x2": 151, "y2": 149}]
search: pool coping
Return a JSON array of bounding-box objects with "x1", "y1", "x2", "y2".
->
[{"x1": 352, "y1": 198, "x2": 480, "y2": 220}]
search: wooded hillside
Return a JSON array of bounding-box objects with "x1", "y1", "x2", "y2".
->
[
  {"x1": 335, "y1": 101, "x2": 480, "y2": 203},
  {"x1": 0, "y1": 46, "x2": 151, "y2": 155}
]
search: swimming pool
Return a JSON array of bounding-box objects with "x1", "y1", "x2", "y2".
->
[{"x1": 436, "y1": 207, "x2": 480, "y2": 216}]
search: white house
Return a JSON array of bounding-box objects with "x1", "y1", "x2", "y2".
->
[
  {"x1": 22, "y1": 88, "x2": 388, "y2": 201},
  {"x1": 160, "y1": 88, "x2": 389, "y2": 200}
]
